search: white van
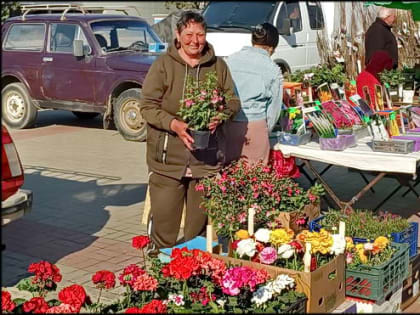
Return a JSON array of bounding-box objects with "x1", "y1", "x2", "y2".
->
[{"x1": 203, "y1": 1, "x2": 326, "y2": 74}]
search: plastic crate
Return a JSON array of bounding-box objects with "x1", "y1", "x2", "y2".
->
[
  {"x1": 345, "y1": 242, "x2": 410, "y2": 302},
  {"x1": 309, "y1": 217, "x2": 418, "y2": 258}
]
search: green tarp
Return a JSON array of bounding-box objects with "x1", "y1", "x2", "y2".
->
[{"x1": 364, "y1": 1, "x2": 420, "y2": 21}]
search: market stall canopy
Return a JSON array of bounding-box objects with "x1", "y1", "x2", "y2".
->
[{"x1": 364, "y1": 1, "x2": 420, "y2": 21}]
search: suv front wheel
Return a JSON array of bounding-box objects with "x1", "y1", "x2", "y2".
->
[
  {"x1": 2, "y1": 83, "x2": 37, "y2": 129},
  {"x1": 114, "y1": 88, "x2": 147, "y2": 142}
]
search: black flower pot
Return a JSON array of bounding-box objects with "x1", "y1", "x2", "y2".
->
[{"x1": 188, "y1": 129, "x2": 210, "y2": 150}]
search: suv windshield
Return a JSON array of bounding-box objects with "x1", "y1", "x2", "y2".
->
[
  {"x1": 90, "y1": 20, "x2": 161, "y2": 53},
  {"x1": 203, "y1": 1, "x2": 277, "y2": 32}
]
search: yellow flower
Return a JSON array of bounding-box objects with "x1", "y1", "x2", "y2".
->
[
  {"x1": 296, "y1": 230, "x2": 310, "y2": 243},
  {"x1": 345, "y1": 237, "x2": 354, "y2": 250},
  {"x1": 373, "y1": 236, "x2": 390, "y2": 250},
  {"x1": 270, "y1": 228, "x2": 294, "y2": 246},
  {"x1": 235, "y1": 229, "x2": 250, "y2": 240},
  {"x1": 356, "y1": 244, "x2": 368, "y2": 264}
]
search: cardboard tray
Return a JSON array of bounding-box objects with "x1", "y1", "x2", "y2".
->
[{"x1": 210, "y1": 253, "x2": 346, "y2": 313}]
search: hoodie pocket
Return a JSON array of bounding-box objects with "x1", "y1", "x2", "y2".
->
[{"x1": 156, "y1": 132, "x2": 169, "y2": 164}]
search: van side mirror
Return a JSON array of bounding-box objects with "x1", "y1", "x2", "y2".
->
[
  {"x1": 73, "y1": 39, "x2": 84, "y2": 57},
  {"x1": 279, "y1": 18, "x2": 291, "y2": 36}
]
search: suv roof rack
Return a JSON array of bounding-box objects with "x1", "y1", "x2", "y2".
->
[{"x1": 21, "y1": 4, "x2": 137, "y2": 21}]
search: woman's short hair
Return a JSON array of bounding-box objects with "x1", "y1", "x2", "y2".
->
[
  {"x1": 252, "y1": 23, "x2": 279, "y2": 49},
  {"x1": 175, "y1": 10, "x2": 207, "y2": 48}
]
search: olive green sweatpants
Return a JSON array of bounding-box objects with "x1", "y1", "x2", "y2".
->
[{"x1": 148, "y1": 172, "x2": 207, "y2": 249}]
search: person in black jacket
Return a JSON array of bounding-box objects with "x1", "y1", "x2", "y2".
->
[{"x1": 365, "y1": 7, "x2": 398, "y2": 69}]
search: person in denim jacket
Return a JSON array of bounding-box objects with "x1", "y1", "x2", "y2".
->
[{"x1": 225, "y1": 23, "x2": 283, "y2": 165}]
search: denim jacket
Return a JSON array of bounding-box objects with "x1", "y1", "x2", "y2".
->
[{"x1": 226, "y1": 46, "x2": 283, "y2": 131}]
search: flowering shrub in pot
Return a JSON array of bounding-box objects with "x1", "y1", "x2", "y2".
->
[
  {"x1": 177, "y1": 71, "x2": 233, "y2": 149},
  {"x1": 196, "y1": 158, "x2": 324, "y2": 241}
]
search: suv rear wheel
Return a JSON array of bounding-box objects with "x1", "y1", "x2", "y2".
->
[
  {"x1": 72, "y1": 111, "x2": 100, "y2": 119},
  {"x1": 114, "y1": 88, "x2": 147, "y2": 142},
  {"x1": 2, "y1": 83, "x2": 37, "y2": 129}
]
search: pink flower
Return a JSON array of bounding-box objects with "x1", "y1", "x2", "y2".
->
[
  {"x1": 46, "y1": 303, "x2": 79, "y2": 313},
  {"x1": 258, "y1": 247, "x2": 277, "y2": 265},
  {"x1": 201, "y1": 90, "x2": 207, "y2": 96},
  {"x1": 211, "y1": 96, "x2": 219, "y2": 104},
  {"x1": 346, "y1": 252, "x2": 353, "y2": 264},
  {"x1": 195, "y1": 184, "x2": 204, "y2": 192},
  {"x1": 220, "y1": 186, "x2": 227, "y2": 193},
  {"x1": 132, "y1": 273, "x2": 158, "y2": 291},
  {"x1": 185, "y1": 99, "x2": 194, "y2": 108}
]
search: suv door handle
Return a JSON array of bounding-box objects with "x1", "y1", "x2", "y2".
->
[
  {"x1": 291, "y1": 44, "x2": 304, "y2": 47},
  {"x1": 43, "y1": 57, "x2": 53, "y2": 62}
]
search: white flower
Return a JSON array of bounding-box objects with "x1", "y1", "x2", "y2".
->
[
  {"x1": 271, "y1": 274, "x2": 295, "y2": 294},
  {"x1": 237, "y1": 238, "x2": 257, "y2": 258},
  {"x1": 251, "y1": 285, "x2": 273, "y2": 306},
  {"x1": 330, "y1": 234, "x2": 346, "y2": 256},
  {"x1": 168, "y1": 294, "x2": 185, "y2": 306},
  {"x1": 364, "y1": 242, "x2": 374, "y2": 251},
  {"x1": 216, "y1": 299, "x2": 226, "y2": 308},
  {"x1": 254, "y1": 228, "x2": 271, "y2": 243},
  {"x1": 277, "y1": 244, "x2": 295, "y2": 259}
]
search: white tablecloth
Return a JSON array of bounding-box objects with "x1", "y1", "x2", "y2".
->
[{"x1": 273, "y1": 137, "x2": 420, "y2": 175}]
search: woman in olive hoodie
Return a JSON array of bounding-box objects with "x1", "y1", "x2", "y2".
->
[{"x1": 139, "y1": 11, "x2": 240, "y2": 251}]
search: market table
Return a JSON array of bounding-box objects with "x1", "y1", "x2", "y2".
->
[{"x1": 272, "y1": 137, "x2": 420, "y2": 211}]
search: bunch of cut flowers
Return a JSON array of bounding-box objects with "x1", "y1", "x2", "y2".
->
[
  {"x1": 317, "y1": 208, "x2": 411, "y2": 241},
  {"x1": 177, "y1": 70, "x2": 232, "y2": 131},
  {"x1": 197, "y1": 158, "x2": 324, "y2": 240},
  {"x1": 230, "y1": 227, "x2": 345, "y2": 272},
  {"x1": 307, "y1": 111, "x2": 336, "y2": 138},
  {"x1": 345, "y1": 236, "x2": 395, "y2": 268}
]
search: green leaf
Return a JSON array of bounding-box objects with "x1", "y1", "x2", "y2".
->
[{"x1": 16, "y1": 277, "x2": 38, "y2": 293}]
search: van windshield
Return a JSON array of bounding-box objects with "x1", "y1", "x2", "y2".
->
[{"x1": 203, "y1": 1, "x2": 277, "y2": 32}]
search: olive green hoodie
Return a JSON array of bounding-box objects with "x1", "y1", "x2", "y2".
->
[{"x1": 140, "y1": 41, "x2": 241, "y2": 180}]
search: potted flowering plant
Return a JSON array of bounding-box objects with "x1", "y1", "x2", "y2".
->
[
  {"x1": 231, "y1": 227, "x2": 345, "y2": 272},
  {"x1": 197, "y1": 158, "x2": 324, "y2": 241},
  {"x1": 177, "y1": 71, "x2": 232, "y2": 150}
]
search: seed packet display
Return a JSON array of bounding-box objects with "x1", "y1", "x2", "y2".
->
[
  {"x1": 369, "y1": 115, "x2": 390, "y2": 141},
  {"x1": 362, "y1": 85, "x2": 375, "y2": 110},
  {"x1": 375, "y1": 84, "x2": 385, "y2": 111},
  {"x1": 321, "y1": 101, "x2": 353, "y2": 129},
  {"x1": 349, "y1": 94, "x2": 374, "y2": 117},
  {"x1": 335, "y1": 100, "x2": 363, "y2": 125},
  {"x1": 317, "y1": 82, "x2": 333, "y2": 103}
]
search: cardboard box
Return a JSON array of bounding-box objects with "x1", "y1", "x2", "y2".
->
[
  {"x1": 348, "y1": 285, "x2": 403, "y2": 313},
  {"x1": 401, "y1": 254, "x2": 420, "y2": 310},
  {"x1": 211, "y1": 253, "x2": 345, "y2": 313}
]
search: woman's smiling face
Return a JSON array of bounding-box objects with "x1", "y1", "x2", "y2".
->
[{"x1": 176, "y1": 21, "x2": 206, "y2": 59}]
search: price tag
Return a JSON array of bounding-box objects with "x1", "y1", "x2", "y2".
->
[
  {"x1": 289, "y1": 107, "x2": 297, "y2": 113},
  {"x1": 350, "y1": 80, "x2": 356, "y2": 86},
  {"x1": 314, "y1": 106, "x2": 321, "y2": 111},
  {"x1": 390, "y1": 112, "x2": 396, "y2": 120},
  {"x1": 384, "y1": 82, "x2": 390, "y2": 89},
  {"x1": 363, "y1": 116, "x2": 371, "y2": 123},
  {"x1": 315, "y1": 100, "x2": 322, "y2": 106}
]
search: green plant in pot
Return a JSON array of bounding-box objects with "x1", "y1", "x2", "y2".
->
[
  {"x1": 177, "y1": 71, "x2": 232, "y2": 150},
  {"x1": 379, "y1": 69, "x2": 405, "y2": 101}
]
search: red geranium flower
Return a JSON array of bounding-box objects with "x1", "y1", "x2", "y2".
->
[
  {"x1": 28, "y1": 261, "x2": 62, "y2": 287},
  {"x1": 138, "y1": 300, "x2": 167, "y2": 313},
  {"x1": 290, "y1": 240, "x2": 304, "y2": 253},
  {"x1": 92, "y1": 270, "x2": 116, "y2": 289},
  {"x1": 132, "y1": 235, "x2": 150, "y2": 249},
  {"x1": 2, "y1": 291, "x2": 15, "y2": 312},
  {"x1": 46, "y1": 303, "x2": 79, "y2": 313},
  {"x1": 125, "y1": 306, "x2": 143, "y2": 313},
  {"x1": 58, "y1": 284, "x2": 87, "y2": 310},
  {"x1": 23, "y1": 297, "x2": 49, "y2": 314},
  {"x1": 118, "y1": 264, "x2": 145, "y2": 287}
]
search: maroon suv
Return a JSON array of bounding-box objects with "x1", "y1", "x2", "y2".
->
[{"x1": 1, "y1": 13, "x2": 165, "y2": 141}]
